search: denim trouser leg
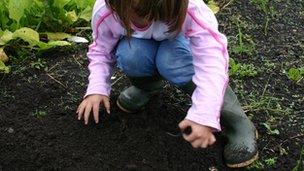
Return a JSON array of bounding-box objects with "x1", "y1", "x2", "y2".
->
[
  {"x1": 116, "y1": 37, "x2": 159, "y2": 77},
  {"x1": 156, "y1": 35, "x2": 194, "y2": 86},
  {"x1": 116, "y1": 35, "x2": 194, "y2": 85}
]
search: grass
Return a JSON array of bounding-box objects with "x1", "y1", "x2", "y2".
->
[
  {"x1": 292, "y1": 146, "x2": 304, "y2": 171},
  {"x1": 32, "y1": 109, "x2": 47, "y2": 118},
  {"x1": 250, "y1": 0, "x2": 276, "y2": 34},
  {"x1": 228, "y1": 15, "x2": 256, "y2": 56}
]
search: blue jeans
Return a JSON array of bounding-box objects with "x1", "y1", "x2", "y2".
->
[{"x1": 115, "y1": 35, "x2": 195, "y2": 86}]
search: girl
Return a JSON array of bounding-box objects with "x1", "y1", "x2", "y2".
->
[{"x1": 76, "y1": 0, "x2": 258, "y2": 168}]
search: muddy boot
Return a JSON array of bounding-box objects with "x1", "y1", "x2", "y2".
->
[
  {"x1": 179, "y1": 82, "x2": 258, "y2": 168},
  {"x1": 117, "y1": 76, "x2": 163, "y2": 113}
]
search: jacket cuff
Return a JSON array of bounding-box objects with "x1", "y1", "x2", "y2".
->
[
  {"x1": 84, "y1": 83, "x2": 110, "y2": 98},
  {"x1": 185, "y1": 112, "x2": 221, "y2": 132}
]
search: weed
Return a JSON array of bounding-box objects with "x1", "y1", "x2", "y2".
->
[
  {"x1": 287, "y1": 67, "x2": 304, "y2": 84},
  {"x1": 242, "y1": 91, "x2": 292, "y2": 117},
  {"x1": 263, "y1": 59, "x2": 276, "y2": 72},
  {"x1": 32, "y1": 109, "x2": 47, "y2": 118},
  {"x1": 30, "y1": 58, "x2": 46, "y2": 70},
  {"x1": 262, "y1": 122, "x2": 280, "y2": 135},
  {"x1": 265, "y1": 157, "x2": 278, "y2": 167},
  {"x1": 292, "y1": 146, "x2": 304, "y2": 171},
  {"x1": 229, "y1": 15, "x2": 256, "y2": 56},
  {"x1": 229, "y1": 58, "x2": 259, "y2": 78},
  {"x1": 250, "y1": 0, "x2": 276, "y2": 34},
  {"x1": 246, "y1": 160, "x2": 265, "y2": 170}
]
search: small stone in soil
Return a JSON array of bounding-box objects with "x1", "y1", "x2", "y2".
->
[
  {"x1": 125, "y1": 164, "x2": 137, "y2": 170},
  {"x1": 8, "y1": 127, "x2": 14, "y2": 134}
]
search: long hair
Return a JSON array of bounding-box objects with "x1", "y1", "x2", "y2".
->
[{"x1": 105, "y1": 0, "x2": 189, "y2": 37}]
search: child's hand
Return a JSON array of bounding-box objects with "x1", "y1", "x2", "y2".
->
[
  {"x1": 179, "y1": 119, "x2": 216, "y2": 148},
  {"x1": 76, "y1": 94, "x2": 110, "y2": 125}
]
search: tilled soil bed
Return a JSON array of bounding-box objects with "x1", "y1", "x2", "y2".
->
[{"x1": 0, "y1": 0, "x2": 303, "y2": 170}]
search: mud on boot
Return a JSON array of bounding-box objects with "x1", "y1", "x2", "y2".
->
[{"x1": 117, "y1": 76, "x2": 163, "y2": 113}]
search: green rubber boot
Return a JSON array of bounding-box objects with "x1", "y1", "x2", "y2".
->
[
  {"x1": 117, "y1": 76, "x2": 163, "y2": 113},
  {"x1": 180, "y1": 82, "x2": 258, "y2": 168}
]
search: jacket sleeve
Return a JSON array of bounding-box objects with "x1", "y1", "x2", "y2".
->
[
  {"x1": 84, "y1": 10, "x2": 120, "y2": 98},
  {"x1": 185, "y1": 1, "x2": 229, "y2": 131}
]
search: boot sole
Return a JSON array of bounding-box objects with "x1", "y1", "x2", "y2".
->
[
  {"x1": 226, "y1": 130, "x2": 259, "y2": 168},
  {"x1": 227, "y1": 152, "x2": 259, "y2": 168},
  {"x1": 116, "y1": 100, "x2": 134, "y2": 113}
]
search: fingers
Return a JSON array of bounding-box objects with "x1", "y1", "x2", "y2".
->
[
  {"x1": 200, "y1": 140, "x2": 209, "y2": 148},
  {"x1": 209, "y1": 134, "x2": 216, "y2": 145},
  {"x1": 76, "y1": 95, "x2": 111, "y2": 125},
  {"x1": 77, "y1": 102, "x2": 86, "y2": 120},
  {"x1": 84, "y1": 103, "x2": 92, "y2": 125},
  {"x1": 191, "y1": 139, "x2": 202, "y2": 148},
  {"x1": 93, "y1": 103, "x2": 100, "y2": 124},
  {"x1": 103, "y1": 98, "x2": 110, "y2": 114},
  {"x1": 179, "y1": 119, "x2": 217, "y2": 149},
  {"x1": 183, "y1": 132, "x2": 197, "y2": 142},
  {"x1": 190, "y1": 135, "x2": 216, "y2": 149},
  {"x1": 178, "y1": 119, "x2": 189, "y2": 130}
]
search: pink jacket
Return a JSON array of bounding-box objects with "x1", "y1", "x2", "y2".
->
[{"x1": 85, "y1": 0, "x2": 229, "y2": 131}]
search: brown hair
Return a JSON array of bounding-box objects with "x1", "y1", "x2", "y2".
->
[{"x1": 105, "y1": 0, "x2": 189, "y2": 37}]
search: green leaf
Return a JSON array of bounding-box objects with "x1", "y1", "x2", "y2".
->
[
  {"x1": 78, "y1": 6, "x2": 92, "y2": 22},
  {"x1": 262, "y1": 123, "x2": 280, "y2": 135},
  {"x1": 47, "y1": 40, "x2": 71, "y2": 47},
  {"x1": 207, "y1": 0, "x2": 220, "y2": 14},
  {"x1": 288, "y1": 68, "x2": 303, "y2": 82},
  {"x1": 45, "y1": 32, "x2": 72, "y2": 41},
  {"x1": 8, "y1": 0, "x2": 33, "y2": 24},
  {"x1": 229, "y1": 58, "x2": 240, "y2": 76},
  {"x1": 0, "y1": 48, "x2": 9, "y2": 63},
  {"x1": 0, "y1": 60, "x2": 10, "y2": 74},
  {"x1": 53, "y1": 0, "x2": 72, "y2": 8},
  {"x1": 0, "y1": 30, "x2": 13, "y2": 45},
  {"x1": 66, "y1": 10, "x2": 78, "y2": 23},
  {"x1": 12, "y1": 27, "x2": 40, "y2": 46},
  {"x1": 74, "y1": 0, "x2": 95, "y2": 9},
  {"x1": 38, "y1": 41, "x2": 71, "y2": 50}
]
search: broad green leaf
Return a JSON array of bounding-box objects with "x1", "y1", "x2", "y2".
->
[
  {"x1": 0, "y1": 48, "x2": 9, "y2": 63},
  {"x1": 74, "y1": 0, "x2": 95, "y2": 9},
  {"x1": 46, "y1": 32, "x2": 72, "y2": 41},
  {"x1": 8, "y1": 0, "x2": 33, "y2": 24},
  {"x1": 0, "y1": 1, "x2": 11, "y2": 30},
  {"x1": 0, "y1": 60, "x2": 10, "y2": 74},
  {"x1": 0, "y1": 30, "x2": 13, "y2": 46},
  {"x1": 53, "y1": 0, "x2": 72, "y2": 8},
  {"x1": 0, "y1": 1, "x2": 5, "y2": 8},
  {"x1": 13, "y1": 27, "x2": 40, "y2": 46},
  {"x1": 78, "y1": 6, "x2": 93, "y2": 22},
  {"x1": 48, "y1": 41, "x2": 71, "y2": 46},
  {"x1": 288, "y1": 68, "x2": 303, "y2": 82},
  {"x1": 38, "y1": 41, "x2": 71, "y2": 50},
  {"x1": 207, "y1": 0, "x2": 220, "y2": 14},
  {"x1": 66, "y1": 11, "x2": 78, "y2": 23}
]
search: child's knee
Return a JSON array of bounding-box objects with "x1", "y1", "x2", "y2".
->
[
  {"x1": 156, "y1": 57, "x2": 194, "y2": 86},
  {"x1": 116, "y1": 38, "x2": 158, "y2": 76}
]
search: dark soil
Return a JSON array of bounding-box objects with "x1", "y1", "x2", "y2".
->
[{"x1": 0, "y1": 0, "x2": 303, "y2": 170}]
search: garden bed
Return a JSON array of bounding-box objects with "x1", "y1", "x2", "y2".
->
[{"x1": 0, "y1": 0, "x2": 303, "y2": 170}]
